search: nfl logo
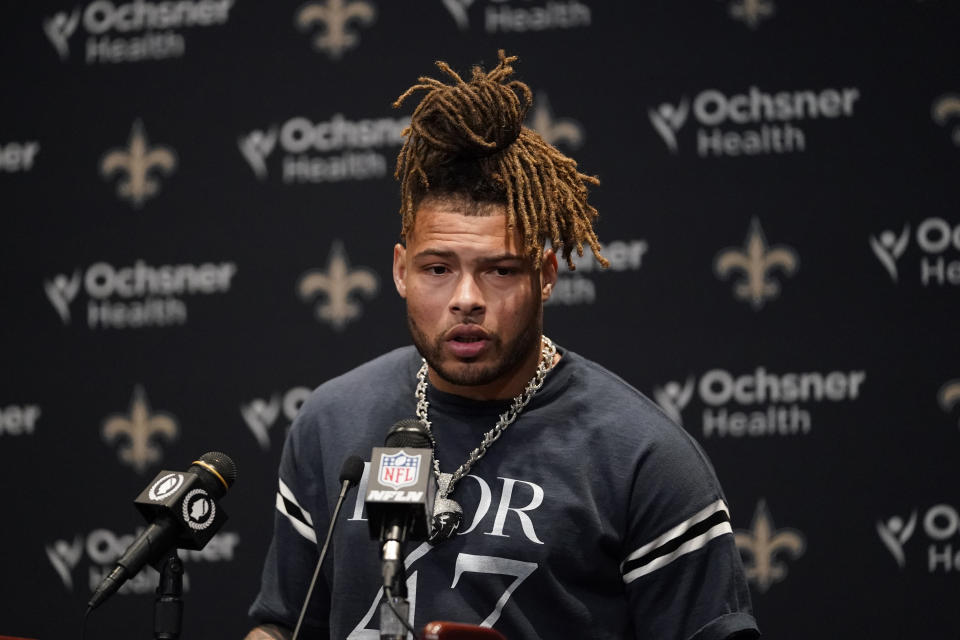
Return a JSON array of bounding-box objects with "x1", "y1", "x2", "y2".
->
[{"x1": 379, "y1": 450, "x2": 421, "y2": 489}]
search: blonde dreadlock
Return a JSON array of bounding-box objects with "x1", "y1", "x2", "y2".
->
[{"x1": 393, "y1": 50, "x2": 608, "y2": 270}]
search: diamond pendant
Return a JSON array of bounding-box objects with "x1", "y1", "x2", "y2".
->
[
  {"x1": 428, "y1": 473, "x2": 463, "y2": 545},
  {"x1": 429, "y1": 496, "x2": 463, "y2": 544}
]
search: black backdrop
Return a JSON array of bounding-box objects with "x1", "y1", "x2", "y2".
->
[{"x1": 3, "y1": 1, "x2": 960, "y2": 638}]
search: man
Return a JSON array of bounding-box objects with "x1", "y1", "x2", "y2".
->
[{"x1": 247, "y1": 51, "x2": 758, "y2": 639}]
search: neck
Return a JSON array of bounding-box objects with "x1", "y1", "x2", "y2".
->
[{"x1": 427, "y1": 337, "x2": 546, "y2": 401}]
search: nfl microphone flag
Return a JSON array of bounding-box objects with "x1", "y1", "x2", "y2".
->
[{"x1": 365, "y1": 446, "x2": 435, "y2": 542}]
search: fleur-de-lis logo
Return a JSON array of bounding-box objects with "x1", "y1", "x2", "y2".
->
[
  {"x1": 939, "y1": 380, "x2": 960, "y2": 428},
  {"x1": 728, "y1": 0, "x2": 775, "y2": 29},
  {"x1": 735, "y1": 500, "x2": 806, "y2": 593},
  {"x1": 100, "y1": 120, "x2": 177, "y2": 208},
  {"x1": 932, "y1": 94, "x2": 960, "y2": 146},
  {"x1": 295, "y1": 0, "x2": 376, "y2": 60},
  {"x1": 715, "y1": 218, "x2": 799, "y2": 309},
  {"x1": 298, "y1": 240, "x2": 379, "y2": 330},
  {"x1": 530, "y1": 93, "x2": 584, "y2": 149},
  {"x1": 102, "y1": 386, "x2": 178, "y2": 474}
]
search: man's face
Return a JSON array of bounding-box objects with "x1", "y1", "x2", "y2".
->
[{"x1": 393, "y1": 200, "x2": 558, "y2": 400}]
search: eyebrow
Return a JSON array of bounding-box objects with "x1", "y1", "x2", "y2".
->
[
  {"x1": 413, "y1": 249, "x2": 526, "y2": 264},
  {"x1": 413, "y1": 249, "x2": 456, "y2": 260},
  {"x1": 477, "y1": 253, "x2": 526, "y2": 265}
]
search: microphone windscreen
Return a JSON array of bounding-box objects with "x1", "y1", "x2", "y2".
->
[
  {"x1": 339, "y1": 455, "x2": 365, "y2": 485},
  {"x1": 385, "y1": 418, "x2": 432, "y2": 448},
  {"x1": 190, "y1": 451, "x2": 238, "y2": 498},
  {"x1": 198, "y1": 451, "x2": 238, "y2": 485}
]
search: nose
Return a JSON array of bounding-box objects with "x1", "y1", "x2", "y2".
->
[{"x1": 450, "y1": 273, "x2": 484, "y2": 318}]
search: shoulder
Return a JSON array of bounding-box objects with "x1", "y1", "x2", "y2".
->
[
  {"x1": 299, "y1": 346, "x2": 420, "y2": 421},
  {"x1": 558, "y1": 349, "x2": 723, "y2": 495},
  {"x1": 279, "y1": 346, "x2": 421, "y2": 487},
  {"x1": 311, "y1": 346, "x2": 419, "y2": 400},
  {"x1": 564, "y1": 350, "x2": 657, "y2": 404},
  {"x1": 289, "y1": 345, "x2": 420, "y2": 442},
  {"x1": 561, "y1": 349, "x2": 690, "y2": 439}
]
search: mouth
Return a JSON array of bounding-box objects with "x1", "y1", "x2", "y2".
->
[
  {"x1": 445, "y1": 326, "x2": 491, "y2": 358},
  {"x1": 446, "y1": 325, "x2": 490, "y2": 341}
]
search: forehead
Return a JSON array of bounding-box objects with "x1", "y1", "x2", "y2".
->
[{"x1": 407, "y1": 201, "x2": 523, "y2": 255}]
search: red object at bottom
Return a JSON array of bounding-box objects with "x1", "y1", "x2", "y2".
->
[{"x1": 422, "y1": 621, "x2": 507, "y2": 640}]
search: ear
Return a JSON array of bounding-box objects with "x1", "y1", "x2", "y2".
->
[
  {"x1": 540, "y1": 248, "x2": 559, "y2": 303},
  {"x1": 393, "y1": 243, "x2": 408, "y2": 298}
]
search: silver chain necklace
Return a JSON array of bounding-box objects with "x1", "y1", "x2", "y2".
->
[{"x1": 416, "y1": 335, "x2": 557, "y2": 544}]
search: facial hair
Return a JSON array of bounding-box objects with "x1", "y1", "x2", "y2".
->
[{"x1": 406, "y1": 301, "x2": 542, "y2": 388}]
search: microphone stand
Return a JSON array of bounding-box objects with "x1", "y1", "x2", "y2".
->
[
  {"x1": 380, "y1": 561, "x2": 411, "y2": 640},
  {"x1": 379, "y1": 519, "x2": 415, "y2": 640},
  {"x1": 153, "y1": 550, "x2": 184, "y2": 639}
]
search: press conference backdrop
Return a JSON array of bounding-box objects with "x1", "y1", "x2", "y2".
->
[{"x1": 2, "y1": 1, "x2": 958, "y2": 638}]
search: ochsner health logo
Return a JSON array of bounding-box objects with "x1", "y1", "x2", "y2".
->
[
  {"x1": 869, "y1": 218, "x2": 960, "y2": 287},
  {"x1": 877, "y1": 504, "x2": 960, "y2": 572},
  {"x1": 240, "y1": 386, "x2": 312, "y2": 450},
  {"x1": 649, "y1": 85, "x2": 860, "y2": 157},
  {"x1": 526, "y1": 94, "x2": 643, "y2": 310},
  {"x1": 46, "y1": 528, "x2": 239, "y2": 594},
  {"x1": 0, "y1": 140, "x2": 40, "y2": 173},
  {"x1": 546, "y1": 238, "x2": 648, "y2": 306},
  {"x1": 43, "y1": 0, "x2": 235, "y2": 65},
  {"x1": 442, "y1": 0, "x2": 591, "y2": 34},
  {"x1": 238, "y1": 113, "x2": 407, "y2": 184},
  {"x1": 43, "y1": 260, "x2": 237, "y2": 329},
  {"x1": 653, "y1": 366, "x2": 866, "y2": 438},
  {"x1": 0, "y1": 403, "x2": 41, "y2": 437}
]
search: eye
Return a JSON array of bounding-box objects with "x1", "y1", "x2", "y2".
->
[
  {"x1": 493, "y1": 266, "x2": 518, "y2": 276},
  {"x1": 427, "y1": 265, "x2": 448, "y2": 275}
]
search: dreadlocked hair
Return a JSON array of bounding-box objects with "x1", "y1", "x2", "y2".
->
[{"x1": 393, "y1": 50, "x2": 608, "y2": 270}]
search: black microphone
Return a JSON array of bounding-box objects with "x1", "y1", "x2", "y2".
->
[
  {"x1": 88, "y1": 451, "x2": 238, "y2": 611},
  {"x1": 365, "y1": 419, "x2": 435, "y2": 591},
  {"x1": 291, "y1": 455, "x2": 365, "y2": 640}
]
